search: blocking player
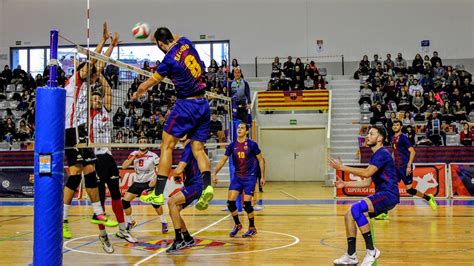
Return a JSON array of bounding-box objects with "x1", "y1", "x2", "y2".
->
[
  {"x1": 212, "y1": 123, "x2": 265, "y2": 238},
  {"x1": 329, "y1": 126, "x2": 400, "y2": 266},
  {"x1": 166, "y1": 138, "x2": 205, "y2": 253},
  {"x1": 121, "y1": 137, "x2": 168, "y2": 234},
  {"x1": 63, "y1": 23, "x2": 117, "y2": 242},
  {"x1": 376, "y1": 119, "x2": 437, "y2": 220},
  {"x1": 132, "y1": 27, "x2": 213, "y2": 210}
]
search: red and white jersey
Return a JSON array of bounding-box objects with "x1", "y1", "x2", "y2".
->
[
  {"x1": 128, "y1": 150, "x2": 159, "y2": 183},
  {"x1": 64, "y1": 72, "x2": 88, "y2": 129},
  {"x1": 90, "y1": 106, "x2": 111, "y2": 155}
]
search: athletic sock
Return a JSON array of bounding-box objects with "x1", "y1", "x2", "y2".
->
[
  {"x1": 118, "y1": 223, "x2": 126, "y2": 231},
  {"x1": 111, "y1": 199, "x2": 125, "y2": 223},
  {"x1": 423, "y1": 194, "x2": 431, "y2": 201},
  {"x1": 232, "y1": 215, "x2": 241, "y2": 225},
  {"x1": 63, "y1": 204, "x2": 70, "y2": 221},
  {"x1": 98, "y1": 224, "x2": 106, "y2": 230},
  {"x1": 362, "y1": 232, "x2": 374, "y2": 250},
  {"x1": 347, "y1": 237, "x2": 356, "y2": 255},
  {"x1": 182, "y1": 231, "x2": 193, "y2": 242},
  {"x1": 92, "y1": 202, "x2": 104, "y2": 216},
  {"x1": 159, "y1": 215, "x2": 167, "y2": 223},
  {"x1": 99, "y1": 229, "x2": 107, "y2": 237},
  {"x1": 174, "y1": 229, "x2": 183, "y2": 241},
  {"x1": 125, "y1": 215, "x2": 133, "y2": 224},
  {"x1": 154, "y1": 175, "x2": 167, "y2": 195},
  {"x1": 202, "y1": 171, "x2": 211, "y2": 188},
  {"x1": 249, "y1": 217, "x2": 255, "y2": 228}
]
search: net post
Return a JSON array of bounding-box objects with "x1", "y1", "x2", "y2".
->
[
  {"x1": 255, "y1": 56, "x2": 258, "y2": 78},
  {"x1": 33, "y1": 29, "x2": 65, "y2": 266},
  {"x1": 341, "y1": 55, "x2": 345, "y2": 75}
]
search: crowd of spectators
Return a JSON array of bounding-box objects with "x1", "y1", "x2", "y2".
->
[
  {"x1": 357, "y1": 52, "x2": 473, "y2": 146},
  {"x1": 267, "y1": 56, "x2": 327, "y2": 91}
]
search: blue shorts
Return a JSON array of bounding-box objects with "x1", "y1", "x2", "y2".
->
[
  {"x1": 367, "y1": 191, "x2": 400, "y2": 218},
  {"x1": 229, "y1": 176, "x2": 257, "y2": 196},
  {"x1": 164, "y1": 98, "x2": 210, "y2": 142},
  {"x1": 396, "y1": 166, "x2": 413, "y2": 186},
  {"x1": 180, "y1": 178, "x2": 204, "y2": 208}
]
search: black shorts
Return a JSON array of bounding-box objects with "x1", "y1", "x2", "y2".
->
[
  {"x1": 96, "y1": 153, "x2": 120, "y2": 181},
  {"x1": 128, "y1": 181, "x2": 154, "y2": 196},
  {"x1": 65, "y1": 126, "x2": 96, "y2": 167}
]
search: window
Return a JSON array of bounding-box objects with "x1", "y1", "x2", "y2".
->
[
  {"x1": 11, "y1": 49, "x2": 28, "y2": 70},
  {"x1": 30, "y1": 49, "x2": 45, "y2": 77},
  {"x1": 118, "y1": 45, "x2": 164, "y2": 69},
  {"x1": 212, "y1": 42, "x2": 229, "y2": 66},
  {"x1": 195, "y1": 43, "x2": 211, "y2": 68}
]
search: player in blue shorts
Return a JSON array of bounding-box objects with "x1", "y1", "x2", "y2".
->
[
  {"x1": 376, "y1": 119, "x2": 437, "y2": 220},
  {"x1": 166, "y1": 138, "x2": 204, "y2": 253},
  {"x1": 212, "y1": 123, "x2": 265, "y2": 238},
  {"x1": 329, "y1": 126, "x2": 400, "y2": 266},
  {"x1": 132, "y1": 27, "x2": 213, "y2": 210}
]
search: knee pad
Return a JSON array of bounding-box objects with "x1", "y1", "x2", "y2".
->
[
  {"x1": 406, "y1": 187, "x2": 417, "y2": 196},
  {"x1": 351, "y1": 200, "x2": 369, "y2": 227},
  {"x1": 122, "y1": 199, "x2": 131, "y2": 210},
  {"x1": 243, "y1": 201, "x2": 254, "y2": 214},
  {"x1": 84, "y1": 172, "x2": 98, "y2": 188},
  {"x1": 65, "y1": 174, "x2": 81, "y2": 191},
  {"x1": 227, "y1": 200, "x2": 237, "y2": 212},
  {"x1": 152, "y1": 204, "x2": 161, "y2": 209}
]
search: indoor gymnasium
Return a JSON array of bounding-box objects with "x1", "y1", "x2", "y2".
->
[{"x1": 0, "y1": 0, "x2": 473, "y2": 265}]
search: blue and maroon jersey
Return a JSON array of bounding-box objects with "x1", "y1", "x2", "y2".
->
[
  {"x1": 180, "y1": 144, "x2": 201, "y2": 185},
  {"x1": 154, "y1": 37, "x2": 206, "y2": 99},
  {"x1": 369, "y1": 147, "x2": 399, "y2": 196},
  {"x1": 225, "y1": 139, "x2": 261, "y2": 178},
  {"x1": 391, "y1": 133, "x2": 412, "y2": 168}
]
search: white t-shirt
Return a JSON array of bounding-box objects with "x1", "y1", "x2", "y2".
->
[
  {"x1": 64, "y1": 72, "x2": 87, "y2": 129},
  {"x1": 90, "y1": 106, "x2": 111, "y2": 155},
  {"x1": 128, "y1": 150, "x2": 159, "y2": 183}
]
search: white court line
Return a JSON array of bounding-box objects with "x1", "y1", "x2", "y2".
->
[
  {"x1": 133, "y1": 214, "x2": 231, "y2": 265},
  {"x1": 279, "y1": 190, "x2": 300, "y2": 200}
]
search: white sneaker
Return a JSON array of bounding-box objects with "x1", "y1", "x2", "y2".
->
[
  {"x1": 361, "y1": 248, "x2": 380, "y2": 266},
  {"x1": 99, "y1": 235, "x2": 114, "y2": 254},
  {"x1": 116, "y1": 229, "x2": 138, "y2": 243},
  {"x1": 333, "y1": 252, "x2": 358, "y2": 264}
]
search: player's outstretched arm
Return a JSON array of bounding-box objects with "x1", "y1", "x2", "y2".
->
[
  {"x1": 122, "y1": 154, "x2": 136, "y2": 170},
  {"x1": 132, "y1": 75, "x2": 161, "y2": 101},
  {"x1": 328, "y1": 156, "x2": 378, "y2": 178}
]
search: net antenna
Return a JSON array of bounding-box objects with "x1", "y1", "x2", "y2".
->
[{"x1": 59, "y1": 34, "x2": 231, "y2": 149}]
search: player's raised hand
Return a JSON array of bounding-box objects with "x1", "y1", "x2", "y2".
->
[
  {"x1": 334, "y1": 177, "x2": 345, "y2": 189},
  {"x1": 328, "y1": 156, "x2": 344, "y2": 171},
  {"x1": 111, "y1": 32, "x2": 120, "y2": 47},
  {"x1": 131, "y1": 92, "x2": 139, "y2": 101},
  {"x1": 103, "y1": 22, "x2": 110, "y2": 40}
]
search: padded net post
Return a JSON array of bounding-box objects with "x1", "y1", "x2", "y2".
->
[{"x1": 33, "y1": 29, "x2": 65, "y2": 266}]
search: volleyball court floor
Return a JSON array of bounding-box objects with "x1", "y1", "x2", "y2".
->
[{"x1": 1, "y1": 182, "x2": 473, "y2": 265}]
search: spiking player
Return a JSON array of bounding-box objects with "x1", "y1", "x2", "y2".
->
[
  {"x1": 213, "y1": 123, "x2": 265, "y2": 237},
  {"x1": 329, "y1": 126, "x2": 400, "y2": 266},
  {"x1": 121, "y1": 137, "x2": 168, "y2": 234},
  {"x1": 376, "y1": 119, "x2": 437, "y2": 220},
  {"x1": 63, "y1": 23, "x2": 118, "y2": 243},
  {"x1": 132, "y1": 27, "x2": 213, "y2": 211},
  {"x1": 166, "y1": 138, "x2": 205, "y2": 253}
]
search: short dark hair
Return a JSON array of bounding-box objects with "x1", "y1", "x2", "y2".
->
[
  {"x1": 393, "y1": 119, "x2": 402, "y2": 126},
  {"x1": 91, "y1": 91, "x2": 102, "y2": 97},
  {"x1": 373, "y1": 126, "x2": 386, "y2": 142},
  {"x1": 239, "y1": 122, "x2": 249, "y2": 131},
  {"x1": 154, "y1": 27, "x2": 174, "y2": 45}
]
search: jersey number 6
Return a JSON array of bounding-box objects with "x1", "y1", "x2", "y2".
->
[{"x1": 184, "y1": 55, "x2": 202, "y2": 78}]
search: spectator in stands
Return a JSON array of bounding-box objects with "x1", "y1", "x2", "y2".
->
[
  {"x1": 420, "y1": 74, "x2": 434, "y2": 92},
  {"x1": 304, "y1": 76, "x2": 313, "y2": 90},
  {"x1": 221, "y1": 59, "x2": 228, "y2": 74},
  {"x1": 295, "y1": 58, "x2": 304, "y2": 72},
  {"x1": 208, "y1": 59, "x2": 219, "y2": 74},
  {"x1": 439, "y1": 101, "x2": 454, "y2": 124},
  {"x1": 433, "y1": 61, "x2": 445, "y2": 80},
  {"x1": 304, "y1": 64, "x2": 314, "y2": 80},
  {"x1": 35, "y1": 74, "x2": 45, "y2": 88},
  {"x1": 293, "y1": 65, "x2": 305, "y2": 89},
  {"x1": 278, "y1": 73, "x2": 292, "y2": 91},
  {"x1": 460, "y1": 122, "x2": 472, "y2": 146},
  {"x1": 359, "y1": 82, "x2": 372, "y2": 105},
  {"x1": 124, "y1": 106, "x2": 136, "y2": 128},
  {"x1": 406, "y1": 125, "x2": 416, "y2": 145},
  {"x1": 394, "y1": 53, "x2": 407, "y2": 74},
  {"x1": 16, "y1": 95, "x2": 29, "y2": 111},
  {"x1": 409, "y1": 79, "x2": 423, "y2": 96},
  {"x1": 370, "y1": 103, "x2": 387, "y2": 125},
  {"x1": 209, "y1": 112, "x2": 223, "y2": 140},
  {"x1": 11, "y1": 65, "x2": 27, "y2": 85},
  {"x1": 463, "y1": 91, "x2": 473, "y2": 113},
  {"x1": 423, "y1": 55, "x2": 431, "y2": 66},
  {"x1": 283, "y1": 56, "x2": 294, "y2": 77},
  {"x1": 4, "y1": 117, "x2": 16, "y2": 143},
  {"x1": 370, "y1": 63, "x2": 384, "y2": 78},
  {"x1": 453, "y1": 100, "x2": 468, "y2": 122},
  {"x1": 451, "y1": 88, "x2": 463, "y2": 103},
  {"x1": 230, "y1": 67, "x2": 251, "y2": 123},
  {"x1": 384, "y1": 53, "x2": 394, "y2": 69},
  {"x1": 425, "y1": 91, "x2": 438, "y2": 112},
  {"x1": 126, "y1": 130, "x2": 135, "y2": 144},
  {"x1": 386, "y1": 112, "x2": 398, "y2": 140},
  {"x1": 5, "y1": 108, "x2": 14, "y2": 120},
  {"x1": 426, "y1": 111, "x2": 446, "y2": 146},
  {"x1": 461, "y1": 78, "x2": 473, "y2": 93},
  {"x1": 423, "y1": 61, "x2": 434, "y2": 77},
  {"x1": 397, "y1": 86, "x2": 412, "y2": 112},
  {"x1": 308, "y1": 61, "x2": 319, "y2": 76},
  {"x1": 271, "y1": 57, "x2": 282, "y2": 78},
  {"x1": 16, "y1": 120, "x2": 32, "y2": 141},
  {"x1": 1, "y1": 65, "x2": 12, "y2": 84},
  {"x1": 395, "y1": 75, "x2": 407, "y2": 90},
  {"x1": 372, "y1": 85, "x2": 385, "y2": 104},
  {"x1": 105, "y1": 63, "x2": 119, "y2": 90},
  {"x1": 354, "y1": 55, "x2": 370, "y2": 79},
  {"x1": 412, "y1": 91, "x2": 425, "y2": 114},
  {"x1": 430, "y1": 51, "x2": 442, "y2": 67},
  {"x1": 228, "y1": 58, "x2": 239, "y2": 80},
  {"x1": 384, "y1": 80, "x2": 397, "y2": 103},
  {"x1": 113, "y1": 107, "x2": 126, "y2": 128},
  {"x1": 314, "y1": 75, "x2": 326, "y2": 90},
  {"x1": 402, "y1": 111, "x2": 415, "y2": 128},
  {"x1": 407, "y1": 75, "x2": 416, "y2": 86},
  {"x1": 412, "y1": 53, "x2": 424, "y2": 74},
  {"x1": 371, "y1": 54, "x2": 381, "y2": 69}
]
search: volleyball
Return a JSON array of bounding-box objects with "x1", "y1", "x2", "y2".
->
[{"x1": 132, "y1": 22, "x2": 149, "y2": 40}]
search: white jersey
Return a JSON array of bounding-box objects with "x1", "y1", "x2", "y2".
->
[
  {"x1": 64, "y1": 72, "x2": 88, "y2": 129},
  {"x1": 91, "y1": 106, "x2": 111, "y2": 155},
  {"x1": 128, "y1": 150, "x2": 159, "y2": 183}
]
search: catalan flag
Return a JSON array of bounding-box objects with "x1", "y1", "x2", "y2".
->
[{"x1": 257, "y1": 90, "x2": 329, "y2": 111}]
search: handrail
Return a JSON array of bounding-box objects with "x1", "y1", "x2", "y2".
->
[{"x1": 327, "y1": 90, "x2": 332, "y2": 149}]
